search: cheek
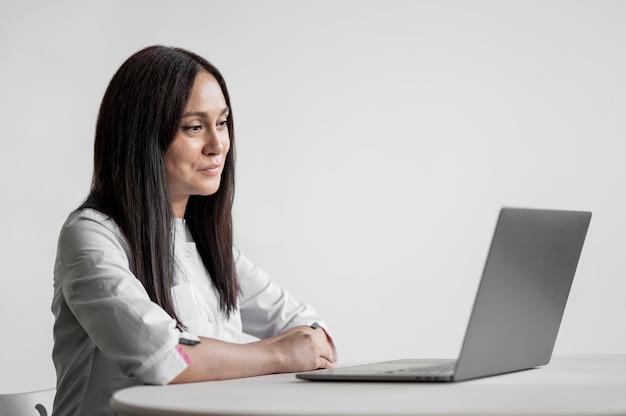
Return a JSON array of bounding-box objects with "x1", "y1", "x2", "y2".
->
[
  {"x1": 164, "y1": 160, "x2": 176, "y2": 182},
  {"x1": 222, "y1": 135, "x2": 231, "y2": 155},
  {"x1": 163, "y1": 147, "x2": 186, "y2": 182}
]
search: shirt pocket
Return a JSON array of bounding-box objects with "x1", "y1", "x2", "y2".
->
[{"x1": 171, "y1": 281, "x2": 201, "y2": 322}]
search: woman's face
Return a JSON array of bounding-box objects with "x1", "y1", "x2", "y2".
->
[{"x1": 164, "y1": 71, "x2": 231, "y2": 218}]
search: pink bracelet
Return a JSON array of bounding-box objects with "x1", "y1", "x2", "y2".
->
[{"x1": 175, "y1": 344, "x2": 192, "y2": 365}]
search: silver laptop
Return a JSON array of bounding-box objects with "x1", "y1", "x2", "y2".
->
[{"x1": 297, "y1": 207, "x2": 591, "y2": 382}]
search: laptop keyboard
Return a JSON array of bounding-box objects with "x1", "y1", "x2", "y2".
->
[{"x1": 383, "y1": 361, "x2": 456, "y2": 375}]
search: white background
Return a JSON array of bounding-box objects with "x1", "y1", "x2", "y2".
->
[{"x1": 0, "y1": 0, "x2": 624, "y2": 394}]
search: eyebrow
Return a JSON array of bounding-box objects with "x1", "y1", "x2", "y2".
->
[{"x1": 181, "y1": 107, "x2": 230, "y2": 119}]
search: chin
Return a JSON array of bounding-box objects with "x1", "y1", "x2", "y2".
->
[
  {"x1": 197, "y1": 186, "x2": 221, "y2": 197},
  {"x1": 196, "y1": 179, "x2": 222, "y2": 196}
]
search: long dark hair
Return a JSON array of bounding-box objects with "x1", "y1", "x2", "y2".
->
[{"x1": 82, "y1": 45, "x2": 238, "y2": 325}]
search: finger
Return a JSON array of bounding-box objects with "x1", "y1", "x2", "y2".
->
[
  {"x1": 318, "y1": 357, "x2": 334, "y2": 369},
  {"x1": 320, "y1": 349, "x2": 334, "y2": 363}
]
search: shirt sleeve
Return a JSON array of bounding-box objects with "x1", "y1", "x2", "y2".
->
[
  {"x1": 55, "y1": 211, "x2": 188, "y2": 385},
  {"x1": 235, "y1": 248, "x2": 338, "y2": 357}
]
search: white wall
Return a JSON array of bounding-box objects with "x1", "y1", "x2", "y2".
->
[{"x1": 1, "y1": 0, "x2": 624, "y2": 394}]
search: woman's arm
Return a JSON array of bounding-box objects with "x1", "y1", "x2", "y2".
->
[
  {"x1": 234, "y1": 249, "x2": 338, "y2": 360},
  {"x1": 253, "y1": 324, "x2": 334, "y2": 360},
  {"x1": 55, "y1": 211, "x2": 189, "y2": 385},
  {"x1": 170, "y1": 328, "x2": 333, "y2": 383}
]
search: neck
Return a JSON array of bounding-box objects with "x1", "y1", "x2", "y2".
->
[{"x1": 171, "y1": 196, "x2": 188, "y2": 218}]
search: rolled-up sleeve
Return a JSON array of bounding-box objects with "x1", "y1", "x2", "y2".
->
[{"x1": 55, "y1": 212, "x2": 188, "y2": 385}]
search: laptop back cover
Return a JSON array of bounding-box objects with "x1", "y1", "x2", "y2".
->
[{"x1": 453, "y1": 208, "x2": 591, "y2": 381}]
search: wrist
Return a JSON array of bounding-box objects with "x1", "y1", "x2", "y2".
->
[{"x1": 260, "y1": 340, "x2": 286, "y2": 373}]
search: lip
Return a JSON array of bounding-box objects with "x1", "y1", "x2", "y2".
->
[{"x1": 198, "y1": 164, "x2": 222, "y2": 176}]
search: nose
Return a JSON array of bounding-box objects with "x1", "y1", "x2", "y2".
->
[{"x1": 202, "y1": 126, "x2": 225, "y2": 156}]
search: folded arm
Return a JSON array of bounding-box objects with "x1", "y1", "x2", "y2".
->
[{"x1": 171, "y1": 325, "x2": 334, "y2": 383}]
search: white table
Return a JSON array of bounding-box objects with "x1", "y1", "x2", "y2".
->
[{"x1": 111, "y1": 355, "x2": 626, "y2": 416}]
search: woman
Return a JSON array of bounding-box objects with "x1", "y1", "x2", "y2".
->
[{"x1": 51, "y1": 45, "x2": 335, "y2": 415}]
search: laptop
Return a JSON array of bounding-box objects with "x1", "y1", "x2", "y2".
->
[{"x1": 297, "y1": 207, "x2": 591, "y2": 382}]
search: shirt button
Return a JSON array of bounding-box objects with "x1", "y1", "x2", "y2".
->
[
  {"x1": 207, "y1": 314, "x2": 215, "y2": 323},
  {"x1": 185, "y1": 251, "x2": 192, "y2": 257}
]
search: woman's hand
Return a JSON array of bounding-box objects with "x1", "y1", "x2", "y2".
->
[
  {"x1": 170, "y1": 326, "x2": 334, "y2": 384},
  {"x1": 269, "y1": 329, "x2": 334, "y2": 372},
  {"x1": 254, "y1": 324, "x2": 335, "y2": 365}
]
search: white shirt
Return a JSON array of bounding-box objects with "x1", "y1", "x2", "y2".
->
[{"x1": 52, "y1": 208, "x2": 332, "y2": 416}]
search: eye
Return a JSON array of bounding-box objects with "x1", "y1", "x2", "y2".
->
[
  {"x1": 182, "y1": 125, "x2": 203, "y2": 134},
  {"x1": 217, "y1": 119, "x2": 228, "y2": 130}
]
